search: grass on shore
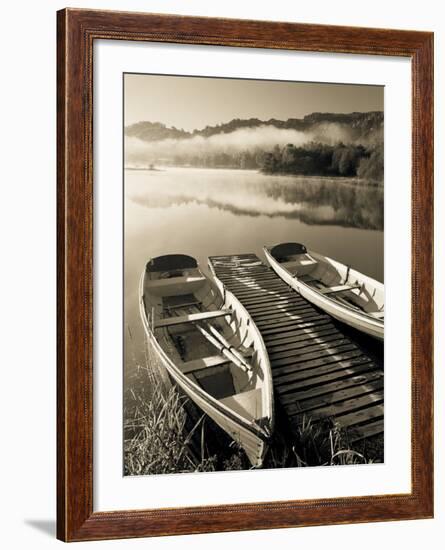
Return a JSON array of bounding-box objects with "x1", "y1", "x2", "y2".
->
[
  {"x1": 124, "y1": 364, "x2": 380, "y2": 476},
  {"x1": 124, "y1": 366, "x2": 217, "y2": 475}
]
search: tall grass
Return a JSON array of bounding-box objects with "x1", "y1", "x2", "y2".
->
[
  {"x1": 263, "y1": 415, "x2": 376, "y2": 469},
  {"x1": 124, "y1": 365, "x2": 218, "y2": 475},
  {"x1": 124, "y1": 364, "x2": 379, "y2": 475}
]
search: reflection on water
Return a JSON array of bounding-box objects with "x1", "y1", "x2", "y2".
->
[
  {"x1": 263, "y1": 178, "x2": 383, "y2": 230},
  {"x1": 128, "y1": 168, "x2": 383, "y2": 230},
  {"x1": 124, "y1": 167, "x2": 383, "y2": 373}
]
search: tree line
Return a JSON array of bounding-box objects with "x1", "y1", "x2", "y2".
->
[
  {"x1": 165, "y1": 141, "x2": 383, "y2": 183},
  {"x1": 258, "y1": 142, "x2": 383, "y2": 182}
]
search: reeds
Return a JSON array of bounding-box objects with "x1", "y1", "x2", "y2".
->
[
  {"x1": 292, "y1": 416, "x2": 372, "y2": 466},
  {"x1": 124, "y1": 365, "x2": 218, "y2": 475},
  {"x1": 264, "y1": 415, "x2": 375, "y2": 469},
  {"x1": 124, "y1": 360, "x2": 379, "y2": 475}
]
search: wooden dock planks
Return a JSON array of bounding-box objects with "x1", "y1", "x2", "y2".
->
[{"x1": 209, "y1": 254, "x2": 384, "y2": 444}]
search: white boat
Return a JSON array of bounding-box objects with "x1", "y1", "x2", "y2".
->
[
  {"x1": 140, "y1": 254, "x2": 274, "y2": 467},
  {"x1": 263, "y1": 243, "x2": 384, "y2": 341}
]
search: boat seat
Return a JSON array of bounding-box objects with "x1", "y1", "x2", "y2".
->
[
  {"x1": 319, "y1": 283, "x2": 362, "y2": 295},
  {"x1": 165, "y1": 300, "x2": 201, "y2": 310},
  {"x1": 155, "y1": 309, "x2": 232, "y2": 329},
  {"x1": 220, "y1": 388, "x2": 262, "y2": 419},
  {"x1": 182, "y1": 355, "x2": 230, "y2": 374},
  {"x1": 297, "y1": 254, "x2": 318, "y2": 266},
  {"x1": 146, "y1": 275, "x2": 206, "y2": 290}
]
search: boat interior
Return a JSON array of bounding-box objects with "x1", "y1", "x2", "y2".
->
[
  {"x1": 142, "y1": 254, "x2": 269, "y2": 425},
  {"x1": 269, "y1": 242, "x2": 384, "y2": 317}
]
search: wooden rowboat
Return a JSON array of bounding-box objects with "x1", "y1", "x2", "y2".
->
[
  {"x1": 140, "y1": 254, "x2": 274, "y2": 467},
  {"x1": 263, "y1": 243, "x2": 384, "y2": 341}
]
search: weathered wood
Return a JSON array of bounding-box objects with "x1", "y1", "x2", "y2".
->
[
  {"x1": 283, "y1": 370, "x2": 384, "y2": 403},
  {"x1": 260, "y1": 316, "x2": 331, "y2": 336},
  {"x1": 266, "y1": 332, "x2": 341, "y2": 351},
  {"x1": 263, "y1": 320, "x2": 335, "y2": 341},
  {"x1": 274, "y1": 358, "x2": 377, "y2": 390},
  {"x1": 277, "y1": 365, "x2": 380, "y2": 401},
  {"x1": 271, "y1": 343, "x2": 360, "y2": 368},
  {"x1": 240, "y1": 293, "x2": 297, "y2": 305},
  {"x1": 220, "y1": 275, "x2": 278, "y2": 285},
  {"x1": 209, "y1": 252, "x2": 258, "y2": 263},
  {"x1": 250, "y1": 305, "x2": 316, "y2": 320},
  {"x1": 219, "y1": 273, "x2": 267, "y2": 278},
  {"x1": 244, "y1": 299, "x2": 307, "y2": 313},
  {"x1": 273, "y1": 349, "x2": 367, "y2": 378},
  {"x1": 286, "y1": 379, "x2": 384, "y2": 415},
  {"x1": 155, "y1": 309, "x2": 232, "y2": 328},
  {"x1": 332, "y1": 403, "x2": 384, "y2": 429},
  {"x1": 268, "y1": 336, "x2": 351, "y2": 359},
  {"x1": 256, "y1": 311, "x2": 327, "y2": 328},
  {"x1": 182, "y1": 354, "x2": 231, "y2": 374},
  {"x1": 290, "y1": 392, "x2": 384, "y2": 423},
  {"x1": 229, "y1": 286, "x2": 293, "y2": 298},
  {"x1": 348, "y1": 419, "x2": 384, "y2": 441},
  {"x1": 264, "y1": 326, "x2": 339, "y2": 346}
]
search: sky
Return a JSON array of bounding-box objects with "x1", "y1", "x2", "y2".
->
[{"x1": 124, "y1": 73, "x2": 383, "y2": 131}]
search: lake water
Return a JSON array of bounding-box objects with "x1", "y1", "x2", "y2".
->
[{"x1": 124, "y1": 167, "x2": 383, "y2": 374}]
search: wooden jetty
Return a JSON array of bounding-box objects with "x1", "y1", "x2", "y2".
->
[{"x1": 208, "y1": 253, "x2": 384, "y2": 443}]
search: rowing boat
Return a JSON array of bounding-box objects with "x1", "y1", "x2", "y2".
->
[
  {"x1": 139, "y1": 254, "x2": 274, "y2": 467},
  {"x1": 263, "y1": 243, "x2": 384, "y2": 340}
]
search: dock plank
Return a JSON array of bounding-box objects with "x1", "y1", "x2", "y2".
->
[
  {"x1": 273, "y1": 349, "x2": 367, "y2": 378},
  {"x1": 244, "y1": 300, "x2": 307, "y2": 314},
  {"x1": 267, "y1": 326, "x2": 341, "y2": 342},
  {"x1": 277, "y1": 366, "x2": 380, "y2": 403},
  {"x1": 268, "y1": 336, "x2": 352, "y2": 360},
  {"x1": 282, "y1": 370, "x2": 384, "y2": 403},
  {"x1": 285, "y1": 379, "x2": 384, "y2": 415},
  {"x1": 271, "y1": 343, "x2": 360, "y2": 369},
  {"x1": 251, "y1": 306, "x2": 316, "y2": 320},
  {"x1": 256, "y1": 313, "x2": 328, "y2": 330},
  {"x1": 348, "y1": 420, "x2": 384, "y2": 441},
  {"x1": 290, "y1": 393, "x2": 384, "y2": 424},
  {"x1": 208, "y1": 253, "x2": 384, "y2": 444},
  {"x1": 239, "y1": 295, "x2": 298, "y2": 307},
  {"x1": 260, "y1": 317, "x2": 332, "y2": 336},
  {"x1": 334, "y1": 403, "x2": 384, "y2": 429},
  {"x1": 262, "y1": 321, "x2": 335, "y2": 342}
]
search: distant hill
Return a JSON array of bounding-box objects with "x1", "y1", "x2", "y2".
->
[
  {"x1": 125, "y1": 112, "x2": 383, "y2": 142},
  {"x1": 125, "y1": 121, "x2": 190, "y2": 142}
]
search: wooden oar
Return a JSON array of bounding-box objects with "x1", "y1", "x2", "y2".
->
[
  {"x1": 200, "y1": 322, "x2": 252, "y2": 372},
  {"x1": 169, "y1": 306, "x2": 251, "y2": 372},
  {"x1": 192, "y1": 323, "x2": 249, "y2": 372}
]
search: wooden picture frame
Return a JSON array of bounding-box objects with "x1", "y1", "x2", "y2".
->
[{"x1": 57, "y1": 8, "x2": 434, "y2": 542}]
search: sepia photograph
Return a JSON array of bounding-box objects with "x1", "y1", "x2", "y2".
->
[{"x1": 123, "y1": 74, "x2": 384, "y2": 476}]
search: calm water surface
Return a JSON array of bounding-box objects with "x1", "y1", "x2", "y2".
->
[{"x1": 124, "y1": 167, "x2": 383, "y2": 373}]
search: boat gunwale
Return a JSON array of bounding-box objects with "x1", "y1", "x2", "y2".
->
[
  {"x1": 263, "y1": 246, "x2": 384, "y2": 330},
  {"x1": 208, "y1": 260, "x2": 275, "y2": 438}
]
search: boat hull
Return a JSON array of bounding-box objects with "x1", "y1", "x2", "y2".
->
[
  {"x1": 264, "y1": 247, "x2": 384, "y2": 341},
  {"x1": 143, "y1": 327, "x2": 268, "y2": 467},
  {"x1": 139, "y1": 267, "x2": 272, "y2": 468}
]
